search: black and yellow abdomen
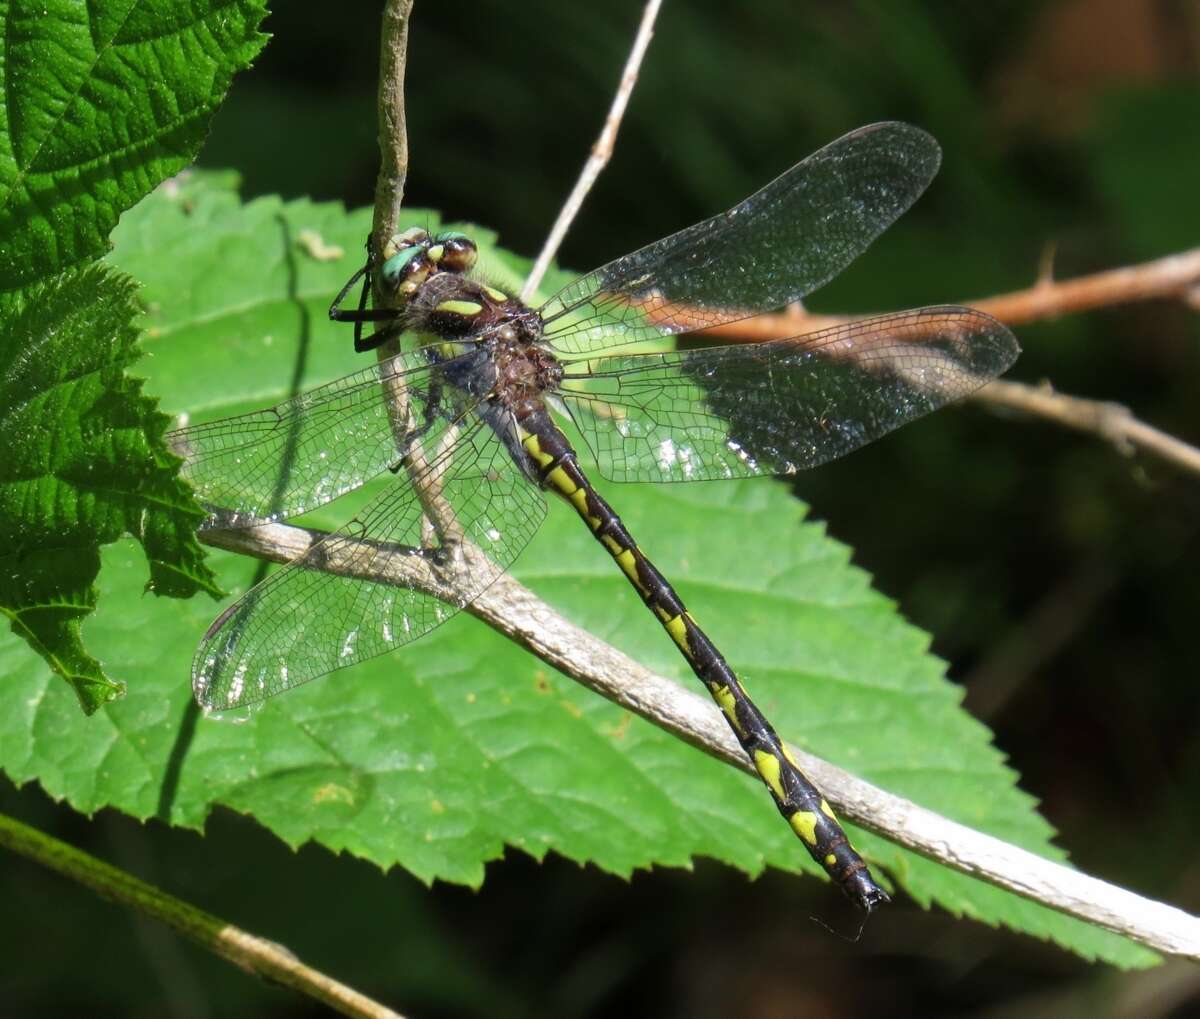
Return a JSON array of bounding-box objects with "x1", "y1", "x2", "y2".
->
[{"x1": 517, "y1": 407, "x2": 888, "y2": 911}]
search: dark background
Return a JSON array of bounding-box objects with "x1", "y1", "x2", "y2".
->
[{"x1": 3, "y1": 1, "x2": 1199, "y2": 1015}]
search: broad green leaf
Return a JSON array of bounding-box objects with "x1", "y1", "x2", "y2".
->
[
  {"x1": 0, "y1": 173, "x2": 1156, "y2": 967},
  {"x1": 0, "y1": 0, "x2": 267, "y2": 709},
  {"x1": 0, "y1": 0, "x2": 268, "y2": 292},
  {"x1": 0, "y1": 264, "x2": 218, "y2": 712}
]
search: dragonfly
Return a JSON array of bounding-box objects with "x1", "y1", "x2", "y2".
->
[{"x1": 170, "y1": 122, "x2": 1019, "y2": 912}]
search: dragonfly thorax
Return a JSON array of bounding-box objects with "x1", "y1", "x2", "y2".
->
[{"x1": 407, "y1": 272, "x2": 562, "y2": 413}]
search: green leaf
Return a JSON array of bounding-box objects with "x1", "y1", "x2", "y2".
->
[
  {"x1": 0, "y1": 0, "x2": 267, "y2": 708},
  {"x1": 0, "y1": 173, "x2": 1156, "y2": 967},
  {"x1": 0, "y1": 0, "x2": 268, "y2": 291},
  {"x1": 0, "y1": 264, "x2": 218, "y2": 712}
]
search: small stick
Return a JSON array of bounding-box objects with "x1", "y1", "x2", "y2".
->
[
  {"x1": 373, "y1": 0, "x2": 414, "y2": 259},
  {"x1": 700, "y1": 248, "x2": 1200, "y2": 342},
  {"x1": 0, "y1": 813, "x2": 404, "y2": 1019},
  {"x1": 521, "y1": 0, "x2": 663, "y2": 301},
  {"x1": 369, "y1": 0, "x2": 463, "y2": 541},
  {"x1": 696, "y1": 248, "x2": 1200, "y2": 477},
  {"x1": 979, "y1": 378, "x2": 1200, "y2": 477},
  {"x1": 200, "y1": 519, "x2": 1200, "y2": 961}
]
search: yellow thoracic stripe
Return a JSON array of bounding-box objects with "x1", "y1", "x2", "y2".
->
[{"x1": 435, "y1": 299, "x2": 482, "y2": 316}]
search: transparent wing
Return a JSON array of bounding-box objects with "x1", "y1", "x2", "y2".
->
[
  {"x1": 192, "y1": 414, "x2": 547, "y2": 710},
  {"x1": 539, "y1": 122, "x2": 941, "y2": 355},
  {"x1": 166, "y1": 349, "x2": 451, "y2": 527},
  {"x1": 557, "y1": 307, "x2": 1018, "y2": 483}
]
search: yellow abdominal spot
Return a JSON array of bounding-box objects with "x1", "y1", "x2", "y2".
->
[
  {"x1": 710, "y1": 683, "x2": 744, "y2": 735},
  {"x1": 753, "y1": 750, "x2": 785, "y2": 802},
  {"x1": 825, "y1": 854, "x2": 837, "y2": 867},
  {"x1": 780, "y1": 744, "x2": 799, "y2": 768},
  {"x1": 566, "y1": 486, "x2": 602, "y2": 528},
  {"x1": 615, "y1": 548, "x2": 649, "y2": 595},
  {"x1": 601, "y1": 533, "x2": 625, "y2": 556},
  {"x1": 521, "y1": 433, "x2": 555, "y2": 469},
  {"x1": 546, "y1": 465, "x2": 577, "y2": 495},
  {"x1": 435, "y1": 299, "x2": 482, "y2": 316},
  {"x1": 789, "y1": 810, "x2": 819, "y2": 846},
  {"x1": 663, "y1": 612, "x2": 690, "y2": 653},
  {"x1": 820, "y1": 799, "x2": 837, "y2": 821}
]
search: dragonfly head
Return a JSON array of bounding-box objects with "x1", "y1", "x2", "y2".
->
[
  {"x1": 379, "y1": 229, "x2": 478, "y2": 299},
  {"x1": 427, "y1": 231, "x2": 477, "y2": 274}
]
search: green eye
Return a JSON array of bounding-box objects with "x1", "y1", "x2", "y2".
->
[{"x1": 380, "y1": 246, "x2": 427, "y2": 290}]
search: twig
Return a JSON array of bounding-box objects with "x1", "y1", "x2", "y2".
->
[
  {"x1": 201, "y1": 520, "x2": 1200, "y2": 961},
  {"x1": 694, "y1": 248, "x2": 1200, "y2": 477},
  {"x1": 368, "y1": 1, "x2": 461, "y2": 542},
  {"x1": 0, "y1": 812, "x2": 403, "y2": 1019},
  {"x1": 520, "y1": 0, "x2": 663, "y2": 301},
  {"x1": 969, "y1": 247, "x2": 1200, "y2": 325},
  {"x1": 372, "y1": 1, "x2": 414, "y2": 432},
  {"x1": 373, "y1": 0, "x2": 414, "y2": 258},
  {"x1": 699, "y1": 247, "x2": 1200, "y2": 342},
  {"x1": 979, "y1": 379, "x2": 1200, "y2": 476}
]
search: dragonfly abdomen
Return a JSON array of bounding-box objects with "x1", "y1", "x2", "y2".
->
[{"x1": 517, "y1": 408, "x2": 889, "y2": 911}]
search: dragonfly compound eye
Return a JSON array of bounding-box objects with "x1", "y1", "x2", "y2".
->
[
  {"x1": 382, "y1": 227, "x2": 430, "y2": 261},
  {"x1": 380, "y1": 247, "x2": 433, "y2": 297},
  {"x1": 432, "y1": 232, "x2": 478, "y2": 274}
]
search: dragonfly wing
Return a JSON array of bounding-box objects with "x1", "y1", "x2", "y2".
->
[
  {"x1": 540, "y1": 122, "x2": 941, "y2": 355},
  {"x1": 167, "y1": 349, "x2": 450, "y2": 527},
  {"x1": 558, "y1": 307, "x2": 1018, "y2": 483},
  {"x1": 192, "y1": 414, "x2": 547, "y2": 711}
]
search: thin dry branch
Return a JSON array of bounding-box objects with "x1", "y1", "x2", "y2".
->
[
  {"x1": 201, "y1": 520, "x2": 1200, "y2": 961},
  {"x1": 696, "y1": 248, "x2": 1200, "y2": 477},
  {"x1": 970, "y1": 247, "x2": 1200, "y2": 325},
  {"x1": 0, "y1": 813, "x2": 404, "y2": 1019},
  {"x1": 368, "y1": 1, "x2": 463, "y2": 543},
  {"x1": 700, "y1": 247, "x2": 1200, "y2": 342},
  {"x1": 520, "y1": 0, "x2": 663, "y2": 301},
  {"x1": 373, "y1": 0, "x2": 414, "y2": 255},
  {"x1": 979, "y1": 379, "x2": 1200, "y2": 475}
]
